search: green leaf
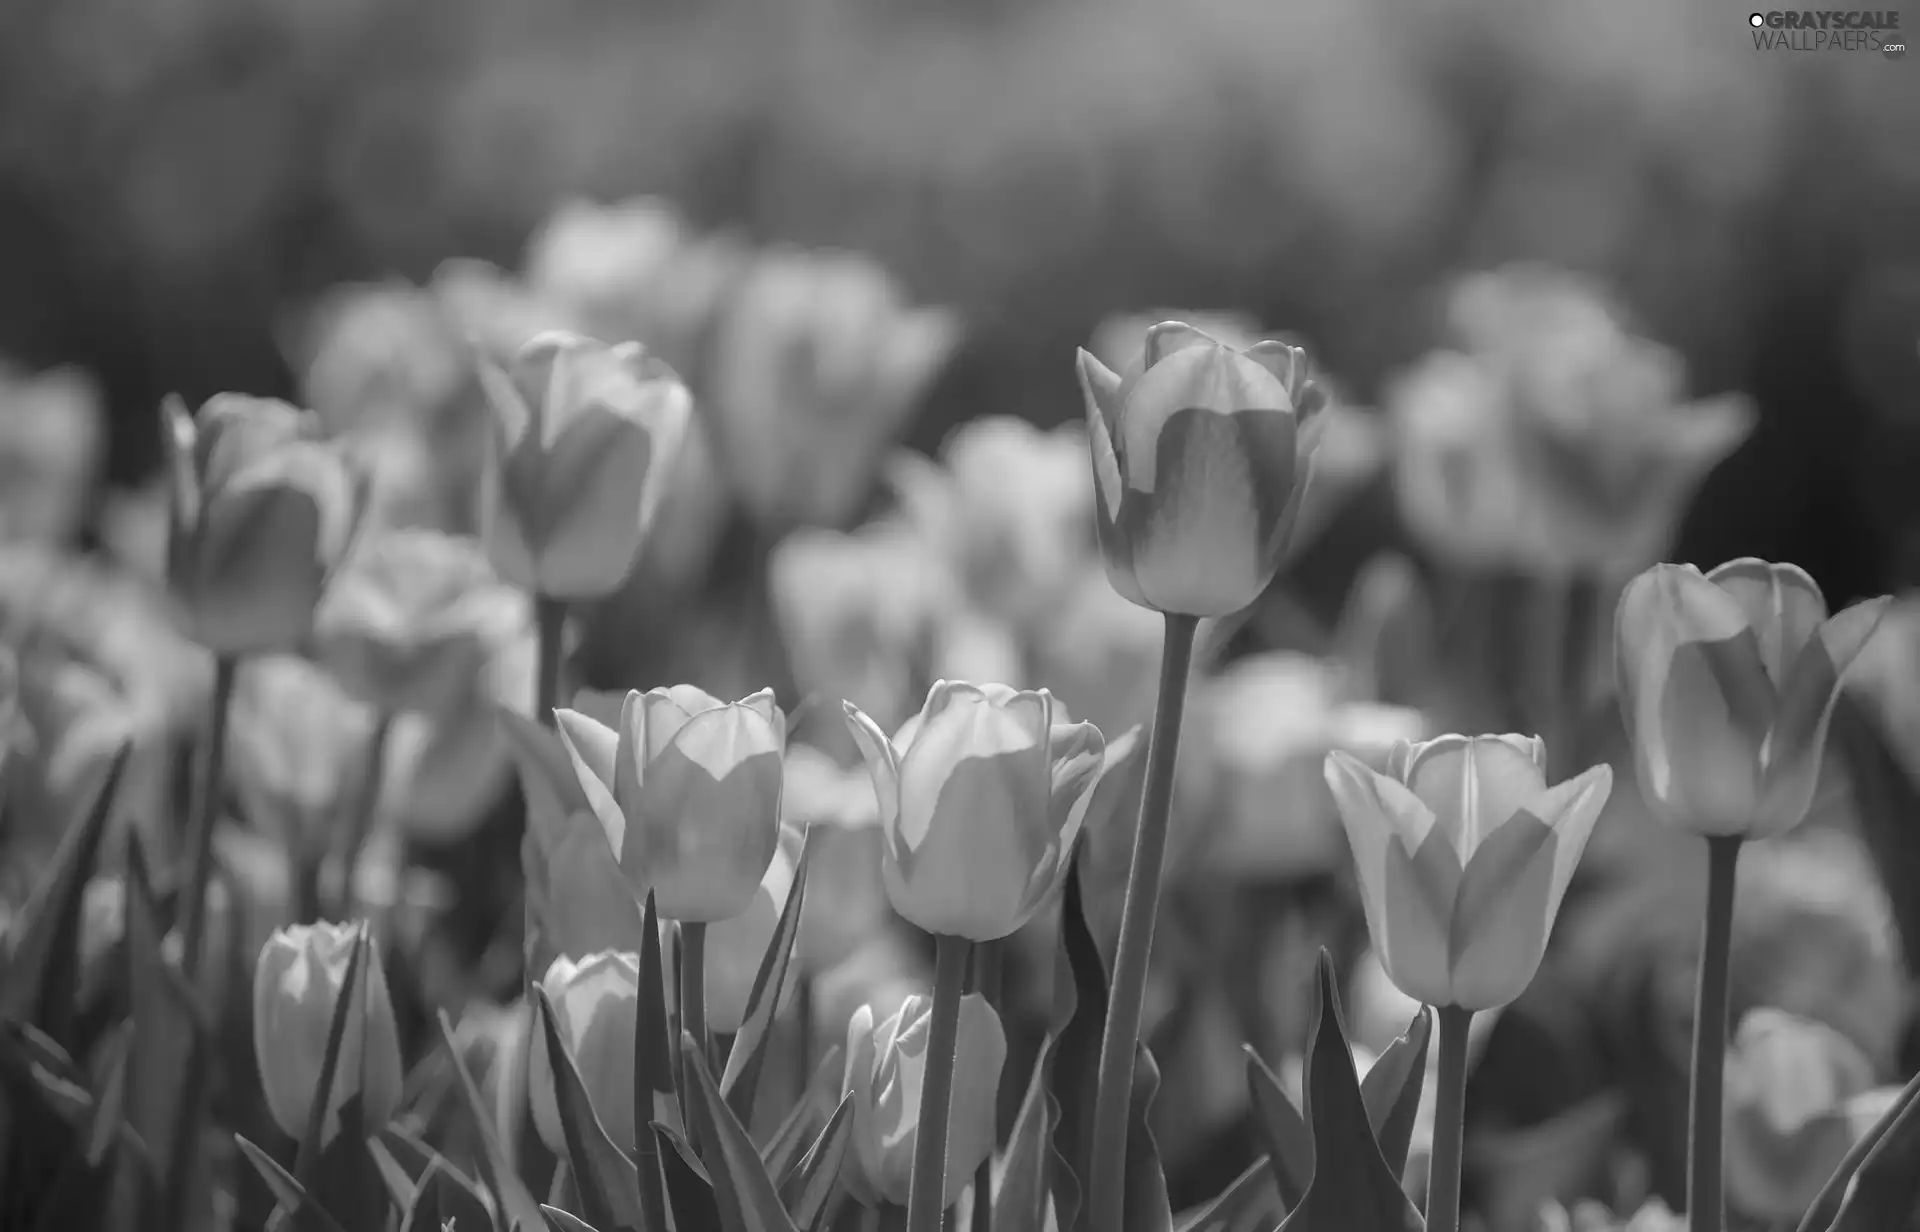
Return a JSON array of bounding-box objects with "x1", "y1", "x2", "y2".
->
[
  {"x1": 776, "y1": 1093, "x2": 851, "y2": 1229},
  {"x1": 679, "y1": 1035, "x2": 800, "y2": 1232},
  {"x1": 1797, "y1": 1069, "x2": 1920, "y2": 1232},
  {"x1": 1273, "y1": 953, "x2": 1423, "y2": 1232},
  {"x1": 365, "y1": 1136, "x2": 423, "y2": 1214},
  {"x1": 1245, "y1": 1048, "x2": 1311, "y2": 1212},
  {"x1": 235, "y1": 1134, "x2": 350, "y2": 1232},
  {"x1": 651, "y1": 1122, "x2": 720, "y2": 1232},
  {"x1": 760, "y1": 1047, "x2": 844, "y2": 1177},
  {"x1": 1173, "y1": 1159, "x2": 1280, "y2": 1232},
  {"x1": 541, "y1": 1205, "x2": 605, "y2": 1232},
  {"x1": 1359, "y1": 1009, "x2": 1432, "y2": 1180},
  {"x1": 0, "y1": 744, "x2": 129, "y2": 1047},
  {"x1": 435, "y1": 1011, "x2": 549, "y2": 1232},
  {"x1": 0, "y1": 1023, "x2": 92, "y2": 1229},
  {"x1": 1043, "y1": 845, "x2": 1101, "y2": 1232},
  {"x1": 532, "y1": 986, "x2": 647, "y2": 1232},
  {"x1": 402, "y1": 1159, "x2": 498, "y2": 1232},
  {"x1": 296, "y1": 925, "x2": 370, "y2": 1183},
  {"x1": 1123, "y1": 1043, "x2": 1174, "y2": 1232},
  {"x1": 633, "y1": 892, "x2": 675, "y2": 1232},
  {"x1": 992, "y1": 1050, "x2": 1055, "y2": 1232},
  {"x1": 719, "y1": 827, "x2": 821, "y2": 1130},
  {"x1": 1821, "y1": 1067, "x2": 1920, "y2": 1232}
]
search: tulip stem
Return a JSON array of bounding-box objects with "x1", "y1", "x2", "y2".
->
[
  {"x1": 908, "y1": 933, "x2": 974, "y2": 1232},
  {"x1": 1426, "y1": 1004, "x2": 1474, "y2": 1232},
  {"x1": 180, "y1": 656, "x2": 238, "y2": 982},
  {"x1": 534, "y1": 595, "x2": 567, "y2": 726},
  {"x1": 681, "y1": 921, "x2": 709, "y2": 1076},
  {"x1": 1086, "y1": 612, "x2": 1198, "y2": 1228},
  {"x1": 1688, "y1": 836, "x2": 1742, "y2": 1232},
  {"x1": 969, "y1": 941, "x2": 1003, "y2": 1232}
]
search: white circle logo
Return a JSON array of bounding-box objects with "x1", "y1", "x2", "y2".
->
[{"x1": 1749, "y1": 12, "x2": 1766, "y2": 26}]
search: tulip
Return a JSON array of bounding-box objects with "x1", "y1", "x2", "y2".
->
[
  {"x1": 227, "y1": 654, "x2": 380, "y2": 847},
  {"x1": 1615, "y1": 558, "x2": 1890, "y2": 838},
  {"x1": 1075, "y1": 322, "x2": 1324, "y2": 616},
  {"x1": 252, "y1": 922, "x2": 403, "y2": 1145},
  {"x1": 843, "y1": 992, "x2": 1006, "y2": 1208},
  {"x1": 844, "y1": 681, "x2": 1106, "y2": 942},
  {"x1": 161, "y1": 393, "x2": 356, "y2": 655},
  {"x1": 706, "y1": 246, "x2": 961, "y2": 530},
  {"x1": 1088, "y1": 308, "x2": 1267, "y2": 375},
  {"x1": 528, "y1": 950, "x2": 643, "y2": 1155},
  {"x1": 314, "y1": 528, "x2": 528, "y2": 715},
  {"x1": 0, "y1": 362, "x2": 103, "y2": 547},
  {"x1": 1324, "y1": 733, "x2": 1611, "y2": 1011},
  {"x1": 478, "y1": 331, "x2": 693, "y2": 600},
  {"x1": 297, "y1": 281, "x2": 471, "y2": 438},
  {"x1": 554, "y1": 685, "x2": 785, "y2": 922}
]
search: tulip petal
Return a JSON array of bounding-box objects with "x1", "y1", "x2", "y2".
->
[
  {"x1": 554, "y1": 708, "x2": 626, "y2": 856},
  {"x1": 1243, "y1": 339, "x2": 1307, "y2": 396},
  {"x1": 1757, "y1": 595, "x2": 1892, "y2": 837},
  {"x1": 640, "y1": 686, "x2": 719, "y2": 760},
  {"x1": 1047, "y1": 720, "x2": 1108, "y2": 850},
  {"x1": 843, "y1": 702, "x2": 903, "y2": 850},
  {"x1": 1445, "y1": 813, "x2": 1557, "y2": 1011},
  {"x1": 615, "y1": 690, "x2": 648, "y2": 832},
  {"x1": 1399, "y1": 734, "x2": 1550, "y2": 862},
  {"x1": 1707, "y1": 558, "x2": 1830, "y2": 685},
  {"x1": 1326, "y1": 752, "x2": 1455, "y2": 1006},
  {"x1": 629, "y1": 725, "x2": 783, "y2": 922},
  {"x1": 897, "y1": 686, "x2": 1048, "y2": 854}
]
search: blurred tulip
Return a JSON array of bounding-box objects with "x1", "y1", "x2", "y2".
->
[
  {"x1": 252, "y1": 922, "x2": 403, "y2": 1145},
  {"x1": 0, "y1": 363, "x2": 103, "y2": 547},
  {"x1": 1076, "y1": 322, "x2": 1324, "y2": 616},
  {"x1": 228, "y1": 654, "x2": 379, "y2": 846},
  {"x1": 161, "y1": 393, "x2": 357, "y2": 655},
  {"x1": 842, "y1": 991, "x2": 1006, "y2": 1208},
  {"x1": 1538, "y1": 1198, "x2": 1687, "y2": 1232},
  {"x1": 705, "y1": 826, "x2": 801, "y2": 1033},
  {"x1": 783, "y1": 744, "x2": 890, "y2": 973},
  {"x1": 478, "y1": 331, "x2": 693, "y2": 600},
  {"x1": 296, "y1": 281, "x2": 471, "y2": 438},
  {"x1": 1614, "y1": 558, "x2": 1889, "y2": 837},
  {"x1": 554, "y1": 685, "x2": 786, "y2": 922},
  {"x1": 1032, "y1": 564, "x2": 1165, "y2": 739},
  {"x1": 1723, "y1": 1008, "x2": 1887, "y2": 1224},
  {"x1": 314, "y1": 528, "x2": 528, "y2": 714},
  {"x1": 707, "y1": 246, "x2": 961, "y2": 530},
  {"x1": 528, "y1": 950, "x2": 642, "y2": 1155},
  {"x1": 1194, "y1": 652, "x2": 1426, "y2": 880},
  {"x1": 770, "y1": 521, "x2": 956, "y2": 740},
  {"x1": 1325, "y1": 733, "x2": 1611, "y2": 1010},
  {"x1": 844, "y1": 681, "x2": 1105, "y2": 942},
  {"x1": 887, "y1": 416, "x2": 1094, "y2": 629},
  {"x1": 432, "y1": 258, "x2": 581, "y2": 367}
]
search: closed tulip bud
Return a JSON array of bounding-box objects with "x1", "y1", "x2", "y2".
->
[
  {"x1": 1325, "y1": 734, "x2": 1612, "y2": 1011},
  {"x1": 528, "y1": 951, "x2": 642, "y2": 1155},
  {"x1": 479, "y1": 331, "x2": 692, "y2": 600},
  {"x1": 252, "y1": 922, "x2": 403, "y2": 1145},
  {"x1": 1075, "y1": 323, "x2": 1324, "y2": 617},
  {"x1": 842, "y1": 992, "x2": 1006, "y2": 1208},
  {"x1": 161, "y1": 394, "x2": 357, "y2": 655},
  {"x1": 314, "y1": 529, "x2": 528, "y2": 714},
  {"x1": 555, "y1": 686, "x2": 786, "y2": 922},
  {"x1": 844, "y1": 681, "x2": 1106, "y2": 942},
  {"x1": 1615, "y1": 558, "x2": 1890, "y2": 838}
]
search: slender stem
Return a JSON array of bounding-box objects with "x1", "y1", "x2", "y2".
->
[
  {"x1": 908, "y1": 934, "x2": 974, "y2": 1232},
  {"x1": 969, "y1": 941, "x2": 1003, "y2": 1232},
  {"x1": 1425, "y1": 1005, "x2": 1474, "y2": 1232},
  {"x1": 180, "y1": 656, "x2": 237, "y2": 982},
  {"x1": 1086, "y1": 612, "x2": 1199, "y2": 1227},
  {"x1": 534, "y1": 595, "x2": 567, "y2": 726},
  {"x1": 337, "y1": 712, "x2": 394, "y2": 916},
  {"x1": 1688, "y1": 836, "x2": 1743, "y2": 1232}
]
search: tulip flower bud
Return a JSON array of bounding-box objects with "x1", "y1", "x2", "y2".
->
[
  {"x1": 528, "y1": 951, "x2": 642, "y2": 1155},
  {"x1": 842, "y1": 992, "x2": 1006, "y2": 1208},
  {"x1": 1325, "y1": 733, "x2": 1612, "y2": 1010},
  {"x1": 314, "y1": 528, "x2": 528, "y2": 715},
  {"x1": 1615, "y1": 558, "x2": 1890, "y2": 838},
  {"x1": 161, "y1": 394, "x2": 357, "y2": 655},
  {"x1": 252, "y1": 922, "x2": 403, "y2": 1145},
  {"x1": 478, "y1": 331, "x2": 692, "y2": 600},
  {"x1": 1075, "y1": 323, "x2": 1324, "y2": 616},
  {"x1": 844, "y1": 681, "x2": 1106, "y2": 942},
  {"x1": 555, "y1": 686, "x2": 786, "y2": 922}
]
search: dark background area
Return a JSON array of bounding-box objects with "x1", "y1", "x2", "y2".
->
[{"x1": 2, "y1": 0, "x2": 1918, "y2": 602}]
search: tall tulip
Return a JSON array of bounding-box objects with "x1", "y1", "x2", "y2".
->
[
  {"x1": 479, "y1": 331, "x2": 692, "y2": 601},
  {"x1": 527, "y1": 951, "x2": 643, "y2": 1155},
  {"x1": 1074, "y1": 322, "x2": 1324, "y2": 618},
  {"x1": 252, "y1": 922, "x2": 403, "y2": 1145},
  {"x1": 1614, "y1": 558, "x2": 1890, "y2": 839},
  {"x1": 842, "y1": 993, "x2": 1006, "y2": 1209},
  {"x1": 843, "y1": 681, "x2": 1105, "y2": 943}
]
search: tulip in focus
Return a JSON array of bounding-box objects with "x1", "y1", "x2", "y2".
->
[
  {"x1": 162, "y1": 393, "x2": 357, "y2": 655},
  {"x1": 555, "y1": 685, "x2": 786, "y2": 922},
  {"x1": 1325, "y1": 733, "x2": 1612, "y2": 1010},
  {"x1": 1615, "y1": 558, "x2": 1889, "y2": 837},
  {"x1": 528, "y1": 951, "x2": 643, "y2": 1155},
  {"x1": 843, "y1": 992, "x2": 1006, "y2": 1208},
  {"x1": 845, "y1": 681, "x2": 1106, "y2": 941},
  {"x1": 253, "y1": 922, "x2": 403, "y2": 1145},
  {"x1": 314, "y1": 528, "x2": 528, "y2": 715},
  {"x1": 1076, "y1": 322, "x2": 1324, "y2": 616},
  {"x1": 478, "y1": 331, "x2": 692, "y2": 600}
]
